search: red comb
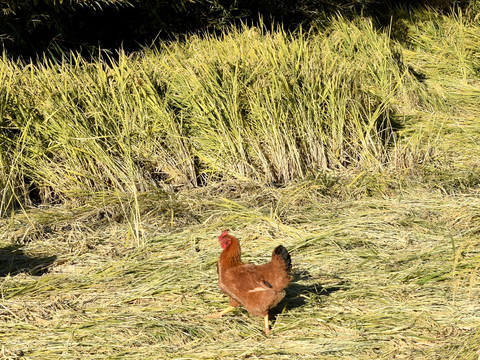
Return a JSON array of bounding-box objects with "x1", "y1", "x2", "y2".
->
[{"x1": 219, "y1": 230, "x2": 229, "y2": 240}]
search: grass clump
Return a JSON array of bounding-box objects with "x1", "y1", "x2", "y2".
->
[{"x1": 159, "y1": 18, "x2": 428, "y2": 184}]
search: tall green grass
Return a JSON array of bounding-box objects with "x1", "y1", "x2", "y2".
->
[
  {"x1": 401, "y1": 8, "x2": 480, "y2": 182},
  {"x1": 1, "y1": 18, "x2": 435, "y2": 213},
  {"x1": 2, "y1": 9, "x2": 480, "y2": 219}
]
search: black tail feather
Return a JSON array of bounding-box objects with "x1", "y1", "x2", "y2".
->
[{"x1": 273, "y1": 245, "x2": 292, "y2": 272}]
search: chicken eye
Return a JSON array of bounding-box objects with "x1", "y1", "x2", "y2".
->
[{"x1": 220, "y1": 239, "x2": 231, "y2": 249}]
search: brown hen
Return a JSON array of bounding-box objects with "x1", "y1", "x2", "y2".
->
[{"x1": 208, "y1": 230, "x2": 292, "y2": 334}]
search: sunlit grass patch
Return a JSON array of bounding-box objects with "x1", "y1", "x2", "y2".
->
[{"x1": 1, "y1": 186, "x2": 479, "y2": 358}]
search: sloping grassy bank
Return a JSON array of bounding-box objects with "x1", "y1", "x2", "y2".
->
[{"x1": 1, "y1": 17, "x2": 434, "y2": 214}]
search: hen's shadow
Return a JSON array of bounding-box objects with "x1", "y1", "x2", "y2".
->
[
  {"x1": 271, "y1": 269, "x2": 346, "y2": 318},
  {"x1": 0, "y1": 244, "x2": 56, "y2": 277}
]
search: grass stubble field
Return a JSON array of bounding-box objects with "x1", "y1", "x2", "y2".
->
[{"x1": 1, "y1": 7, "x2": 480, "y2": 360}]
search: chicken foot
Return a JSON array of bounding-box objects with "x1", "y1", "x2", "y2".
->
[
  {"x1": 207, "y1": 307, "x2": 271, "y2": 335},
  {"x1": 205, "y1": 305, "x2": 236, "y2": 318}
]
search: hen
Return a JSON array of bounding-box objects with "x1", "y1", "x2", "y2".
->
[{"x1": 208, "y1": 230, "x2": 292, "y2": 334}]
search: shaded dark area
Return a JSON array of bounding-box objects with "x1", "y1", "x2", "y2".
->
[
  {"x1": 271, "y1": 269, "x2": 348, "y2": 320},
  {"x1": 0, "y1": 0, "x2": 471, "y2": 61},
  {"x1": 0, "y1": 244, "x2": 56, "y2": 276}
]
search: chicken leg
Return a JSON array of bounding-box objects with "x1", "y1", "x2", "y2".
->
[{"x1": 264, "y1": 314, "x2": 271, "y2": 335}]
